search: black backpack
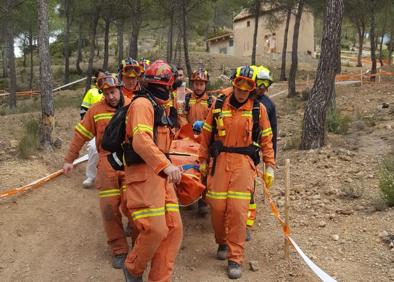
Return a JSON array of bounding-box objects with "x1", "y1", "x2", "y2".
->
[
  {"x1": 101, "y1": 104, "x2": 130, "y2": 153},
  {"x1": 102, "y1": 89, "x2": 177, "y2": 170}
]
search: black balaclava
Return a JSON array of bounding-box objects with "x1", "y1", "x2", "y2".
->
[
  {"x1": 230, "y1": 93, "x2": 248, "y2": 109},
  {"x1": 146, "y1": 84, "x2": 170, "y2": 101}
]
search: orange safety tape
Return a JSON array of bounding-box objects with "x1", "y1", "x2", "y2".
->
[
  {"x1": 0, "y1": 155, "x2": 88, "y2": 199},
  {"x1": 258, "y1": 170, "x2": 290, "y2": 237},
  {"x1": 379, "y1": 70, "x2": 394, "y2": 76}
]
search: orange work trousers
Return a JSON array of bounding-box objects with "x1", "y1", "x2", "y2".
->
[
  {"x1": 125, "y1": 169, "x2": 183, "y2": 282},
  {"x1": 206, "y1": 154, "x2": 256, "y2": 265},
  {"x1": 95, "y1": 156, "x2": 129, "y2": 255}
]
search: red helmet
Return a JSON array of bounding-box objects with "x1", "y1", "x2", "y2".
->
[{"x1": 143, "y1": 60, "x2": 174, "y2": 87}]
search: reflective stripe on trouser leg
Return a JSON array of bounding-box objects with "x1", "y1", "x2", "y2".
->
[
  {"x1": 206, "y1": 169, "x2": 231, "y2": 246},
  {"x1": 148, "y1": 205, "x2": 183, "y2": 282},
  {"x1": 125, "y1": 174, "x2": 183, "y2": 280}
]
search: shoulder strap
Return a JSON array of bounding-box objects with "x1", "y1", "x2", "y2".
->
[
  {"x1": 207, "y1": 93, "x2": 213, "y2": 108},
  {"x1": 252, "y1": 98, "x2": 261, "y2": 144},
  {"x1": 184, "y1": 92, "x2": 192, "y2": 113},
  {"x1": 211, "y1": 94, "x2": 226, "y2": 139}
]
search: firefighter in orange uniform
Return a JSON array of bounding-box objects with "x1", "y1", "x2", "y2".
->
[
  {"x1": 198, "y1": 65, "x2": 275, "y2": 279},
  {"x1": 119, "y1": 58, "x2": 142, "y2": 99},
  {"x1": 122, "y1": 60, "x2": 183, "y2": 282},
  {"x1": 63, "y1": 73, "x2": 131, "y2": 269}
]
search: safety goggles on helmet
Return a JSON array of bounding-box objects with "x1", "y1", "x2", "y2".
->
[
  {"x1": 191, "y1": 69, "x2": 209, "y2": 82},
  {"x1": 96, "y1": 75, "x2": 119, "y2": 90},
  {"x1": 232, "y1": 76, "x2": 256, "y2": 92},
  {"x1": 122, "y1": 65, "x2": 142, "y2": 78},
  {"x1": 255, "y1": 66, "x2": 273, "y2": 88}
]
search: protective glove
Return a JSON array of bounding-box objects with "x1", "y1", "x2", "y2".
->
[
  {"x1": 192, "y1": 120, "x2": 204, "y2": 134},
  {"x1": 263, "y1": 166, "x2": 275, "y2": 189},
  {"x1": 199, "y1": 162, "x2": 208, "y2": 177}
]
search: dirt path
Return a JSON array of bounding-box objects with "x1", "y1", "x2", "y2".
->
[
  {"x1": 1, "y1": 82, "x2": 393, "y2": 282},
  {"x1": 0, "y1": 162, "x2": 316, "y2": 282}
]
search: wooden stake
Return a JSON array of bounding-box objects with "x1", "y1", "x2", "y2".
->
[
  {"x1": 378, "y1": 69, "x2": 381, "y2": 83},
  {"x1": 360, "y1": 68, "x2": 363, "y2": 86},
  {"x1": 284, "y1": 159, "x2": 290, "y2": 259}
]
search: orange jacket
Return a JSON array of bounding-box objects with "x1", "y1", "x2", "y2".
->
[
  {"x1": 65, "y1": 97, "x2": 131, "y2": 163},
  {"x1": 185, "y1": 92, "x2": 215, "y2": 125},
  {"x1": 199, "y1": 95, "x2": 275, "y2": 168},
  {"x1": 124, "y1": 96, "x2": 173, "y2": 182}
]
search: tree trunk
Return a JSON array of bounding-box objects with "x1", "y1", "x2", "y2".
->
[
  {"x1": 116, "y1": 19, "x2": 124, "y2": 66},
  {"x1": 288, "y1": 0, "x2": 304, "y2": 97},
  {"x1": 251, "y1": 0, "x2": 261, "y2": 65},
  {"x1": 300, "y1": 0, "x2": 344, "y2": 150},
  {"x1": 369, "y1": 0, "x2": 377, "y2": 81},
  {"x1": 29, "y1": 29, "x2": 34, "y2": 90},
  {"x1": 6, "y1": 13, "x2": 17, "y2": 109},
  {"x1": 356, "y1": 22, "x2": 365, "y2": 67},
  {"x1": 85, "y1": 10, "x2": 100, "y2": 93},
  {"x1": 378, "y1": 16, "x2": 387, "y2": 66},
  {"x1": 37, "y1": 0, "x2": 54, "y2": 148},
  {"x1": 76, "y1": 20, "x2": 83, "y2": 75},
  {"x1": 2, "y1": 47, "x2": 8, "y2": 78},
  {"x1": 63, "y1": 0, "x2": 71, "y2": 84},
  {"x1": 173, "y1": 29, "x2": 182, "y2": 65},
  {"x1": 280, "y1": 6, "x2": 292, "y2": 81},
  {"x1": 389, "y1": 25, "x2": 394, "y2": 65},
  {"x1": 128, "y1": 0, "x2": 141, "y2": 58},
  {"x1": 103, "y1": 17, "x2": 110, "y2": 70},
  {"x1": 166, "y1": 7, "x2": 175, "y2": 63},
  {"x1": 181, "y1": 0, "x2": 192, "y2": 79}
]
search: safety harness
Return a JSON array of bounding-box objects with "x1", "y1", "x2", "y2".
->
[
  {"x1": 123, "y1": 91, "x2": 177, "y2": 166},
  {"x1": 209, "y1": 94, "x2": 261, "y2": 176},
  {"x1": 184, "y1": 92, "x2": 213, "y2": 113}
]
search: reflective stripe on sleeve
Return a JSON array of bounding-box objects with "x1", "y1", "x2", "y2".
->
[
  {"x1": 260, "y1": 127, "x2": 273, "y2": 137},
  {"x1": 132, "y1": 124, "x2": 153, "y2": 136},
  {"x1": 75, "y1": 123, "x2": 94, "y2": 139},
  {"x1": 203, "y1": 122, "x2": 212, "y2": 132}
]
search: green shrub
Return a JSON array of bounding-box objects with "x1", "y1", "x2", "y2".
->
[
  {"x1": 379, "y1": 152, "x2": 394, "y2": 207},
  {"x1": 326, "y1": 110, "x2": 351, "y2": 134},
  {"x1": 18, "y1": 118, "x2": 39, "y2": 159}
]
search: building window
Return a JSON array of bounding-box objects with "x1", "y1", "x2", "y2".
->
[
  {"x1": 229, "y1": 39, "x2": 234, "y2": 47},
  {"x1": 219, "y1": 48, "x2": 227, "y2": 54},
  {"x1": 247, "y1": 21, "x2": 250, "y2": 27}
]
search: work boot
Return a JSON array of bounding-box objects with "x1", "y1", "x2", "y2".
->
[
  {"x1": 197, "y1": 199, "x2": 208, "y2": 216},
  {"x1": 245, "y1": 228, "x2": 252, "y2": 242},
  {"x1": 123, "y1": 266, "x2": 143, "y2": 282},
  {"x1": 227, "y1": 260, "x2": 242, "y2": 279},
  {"x1": 216, "y1": 244, "x2": 228, "y2": 260},
  {"x1": 112, "y1": 253, "x2": 127, "y2": 269},
  {"x1": 82, "y1": 177, "x2": 94, "y2": 189}
]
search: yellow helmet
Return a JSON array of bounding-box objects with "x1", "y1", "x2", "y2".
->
[
  {"x1": 252, "y1": 65, "x2": 273, "y2": 89},
  {"x1": 231, "y1": 66, "x2": 257, "y2": 92}
]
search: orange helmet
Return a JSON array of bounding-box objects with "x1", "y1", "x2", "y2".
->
[
  {"x1": 191, "y1": 68, "x2": 209, "y2": 82},
  {"x1": 143, "y1": 60, "x2": 174, "y2": 87}
]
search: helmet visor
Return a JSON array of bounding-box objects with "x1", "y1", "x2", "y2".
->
[
  {"x1": 97, "y1": 76, "x2": 117, "y2": 90},
  {"x1": 233, "y1": 76, "x2": 256, "y2": 92}
]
